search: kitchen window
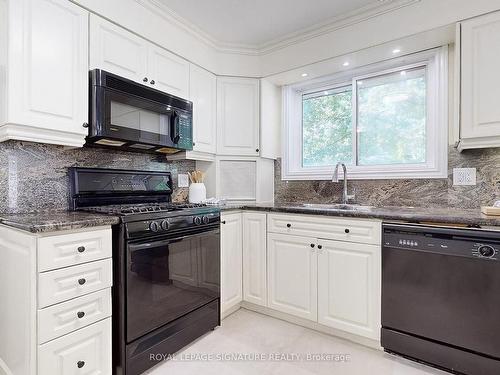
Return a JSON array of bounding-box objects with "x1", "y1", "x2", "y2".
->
[{"x1": 282, "y1": 47, "x2": 448, "y2": 180}]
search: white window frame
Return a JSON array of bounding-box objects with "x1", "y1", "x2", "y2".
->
[{"x1": 282, "y1": 46, "x2": 448, "y2": 180}]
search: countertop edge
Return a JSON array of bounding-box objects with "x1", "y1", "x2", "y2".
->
[
  {"x1": 0, "y1": 216, "x2": 121, "y2": 234},
  {"x1": 221, "y1": 205, "x2": 500, "y2": 227}
]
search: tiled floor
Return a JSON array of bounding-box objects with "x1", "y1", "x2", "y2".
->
[{"x1": 145, "y1": 309, "x2": 448, "y2": 375}]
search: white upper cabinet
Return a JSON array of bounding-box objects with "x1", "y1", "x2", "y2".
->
[
  {"x1": 217, "y1": 77, "x2": 260, "y2": 156},
  {"x1": 89, "y1": 15, "x2": 190, "y2": 100},
  {"x1": 189, "y1": 64, "x2": 217, "y2": 154},
  {"x1": 148, "y1": 45, "x2": 189, "y2": 98},
  {"x1": 0, "y1": 0, "x2": 89, "y2": 147},
  {"x1": 459, "y1": 11, "x2": 500, "y2": 150},
  {"x1": 89, "y1": 14, "x2": 147, "y2": 83}
]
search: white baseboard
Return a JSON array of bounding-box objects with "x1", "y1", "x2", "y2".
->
[
  {"x1": 221, "y1": 303, "x2": 242, "y2": 320},
  {"x1": 240, "y1": 301, "x2": 382, "y2": 351}
]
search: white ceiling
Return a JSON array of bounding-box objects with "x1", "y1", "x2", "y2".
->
[{"x1": 157, "y1": 0, "x2": 387, "y2": 48}]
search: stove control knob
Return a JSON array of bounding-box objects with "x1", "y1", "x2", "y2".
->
[
  {"x1": 479, "y1": 245, "x2": 495, "y2": 258},
  {"x1": 160, "y1": 220, "x2": 169, "y2": 230},
  {"x1": 149, "y1": 221, "x2": 159, "y2": 232},
  {"x1": 202, "y1": 216, "x2": 210, "y2": 224},
  {"x1": 193, "y1": 216, "x2": 202, "y2": 225}
]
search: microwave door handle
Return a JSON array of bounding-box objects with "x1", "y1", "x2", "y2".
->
[{"x1": 170, "y1": 111, "x2": 180, "y2": 144}]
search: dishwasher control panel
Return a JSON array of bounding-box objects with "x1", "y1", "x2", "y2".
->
[{"x1": 383, "y1": 223, "x2": 500, "y2": 261}]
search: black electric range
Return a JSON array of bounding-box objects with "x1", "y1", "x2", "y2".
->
[{"x1": 69, "y1": 167, "x2": 220, "y2": 375}]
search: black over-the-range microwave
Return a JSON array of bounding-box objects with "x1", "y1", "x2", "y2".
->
[{"x1": 86, "y1": 69, "x2": 193, "y2": 154}]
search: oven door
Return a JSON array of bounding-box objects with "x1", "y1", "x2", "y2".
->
[{"x1": 126, "y1": 228, "x2": 220, "y2": 343}]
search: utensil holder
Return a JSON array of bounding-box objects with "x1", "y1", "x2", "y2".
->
[{"x1": 189, "y1": 183, "x2": 206, "y2": 203}]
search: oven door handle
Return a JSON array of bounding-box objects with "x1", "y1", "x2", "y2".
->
[{"x1": 128, "y1": 228, "x2": 220, "y2": 252}]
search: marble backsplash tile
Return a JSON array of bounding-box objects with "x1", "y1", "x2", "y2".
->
[
  {"x1": 0, "y1": 140, "x2": 195, "y2": 213},
  {"x1": 275, "y1": 147, "x2": 500, "y2": 209}
]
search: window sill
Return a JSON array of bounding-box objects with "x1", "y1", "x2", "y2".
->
[{"x1": 282, "y1": 165, "x2": 448, "y2": 180}]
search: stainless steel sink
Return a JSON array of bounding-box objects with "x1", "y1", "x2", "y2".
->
[{"x1": 298, "y1": 203, "x2": 375, "y2": 211}]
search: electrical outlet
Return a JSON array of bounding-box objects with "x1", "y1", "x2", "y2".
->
[
  {"x1": 453, "y1": 168, "x2": 476, "y2": 186},
  {"x1": 178, "y1": 174, "x2": 189, "y2": 188}
]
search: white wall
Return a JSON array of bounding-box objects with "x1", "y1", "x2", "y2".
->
[
  {"x1": 259, "y1": 0, "x2": 500, "y2": 77},
  {"x1": 73, "y1": 0, "x2": 500, "y2": 80}
]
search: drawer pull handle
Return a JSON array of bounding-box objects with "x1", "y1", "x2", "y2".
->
[
  {"x1": 345, "y1": 228, "x2": 350, "y2": 234},
  {"x1": 77, "y1": 361, "x2": 85, "y2": 368},
  {"x1": 77, "y1": 246, "x2": 85, "y2": 253},
  {"x1": 310, "y1": 243, "x2": 315, "y2": 248},
  {"x1": 78, "y1": 278, "x2": 86, "y2": 285},
  {"x1": 286, "y1": 223, "x2": 291, "y2": 228},
  {"x1": 317, "y1": 245, "x2": 323, "y2": 250},
  {"x1": 77, "y1": 311, "x2": 85, "y2": 319},
  {"x1": 221, "y1": 220, "x2": 226, "y2": 224}
]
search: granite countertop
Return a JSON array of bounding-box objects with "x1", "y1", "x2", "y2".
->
[
  {"x1": 221, "y1": 203, "x2": 500, "y2": 227},
  {"x1": 2, "y1": 203, "x2": 500, "y2": 234},
  {"x1": 0, "y1": 211, "x2": 120, "y2": 233}
]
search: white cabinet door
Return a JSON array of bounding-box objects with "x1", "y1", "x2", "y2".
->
[
  {"x1": 220, "y1": 213, "x2": 243, "y2": 314},
  {"x1": 267, "y1": 233, "x2": 317, "y2": 321},
  {"x1": 6, "y1": 0, "x2": 88, "y2": 144},
  {"x1": 460, "y1": 11, "x2": 500, "y2": 148},
  {"x1": 148, "y1": 45, "x2": 190, "y2": 99},
  {"x1": 38, "y1": 318, "x2": 111, "y2": 375},
  {"x1": 217, "y1": 77, "x2": 260, "y2": 156},
  {"x1": 89, "y1": 14, "x2": 148, "y2": 83},
  {"x1": 242, "y1": 212, "x2": 267, "y2": 306},
  {"x1": 317, "y1": 239, "x2": 381, "y2": 340},
  {"x1": 190, "y1": 64, "x2": 216, "y2": 154}
]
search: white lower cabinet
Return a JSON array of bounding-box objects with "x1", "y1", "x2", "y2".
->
[
  {"x1": 220, "y1": 212, "x2": 243, "y2": 315},
  {"x1": 264, "y1": 214, "x2": 381, "y2": 341},
  {"x1": 242, "y1": 212, "x2": 267, "y2": 306},
  {"x1": 38, "y1": 318, "x2": 112, "y2": 375},
  {"x1": 317, "y1": 239, "x2": 381, "y2": 340},
  {"x1": 221, "y1": 212, "x2": 381, "y2": 341},
  {"x1": 0, "y1": 225, "x2": 113, "y2": 375},
  {"x1": 267, "y1": 233, "x2": 318, "y2": 321}
]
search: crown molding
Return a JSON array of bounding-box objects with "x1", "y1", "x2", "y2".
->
[{"x1": 135, "y1": 0, "x2": 422, "y2": 56}]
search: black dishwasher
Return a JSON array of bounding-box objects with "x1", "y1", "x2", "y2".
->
[{"x1": 381, "y1": 223, "x2": 500, "y2": 375}]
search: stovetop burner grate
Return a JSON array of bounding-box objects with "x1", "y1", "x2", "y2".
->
[{"x1": 82, "y1": 202, "x2": 207, "y2": 215}]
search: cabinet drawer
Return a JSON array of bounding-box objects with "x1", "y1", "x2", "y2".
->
[
  {"x1": 38, "y1": 259, "x2": 112, "y2": 308},
  {"x1": 38, "y1": 318, "x2": 111, "y2": 375},
  {"x1": 38, "y1": 228, "x2": 112, "y2": 272},
  {"x1": 38, "y1": 289, "x2": 112, "y2": 344},
  {"x1": 267, "y1": 213, "x2": 381, "y2": 245}
]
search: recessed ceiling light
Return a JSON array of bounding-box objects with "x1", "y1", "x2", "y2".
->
[
  {"x1": 392, "y1": 48, "x2": 401, "y2": 54},
  {"x1": 400, "y1": 70, "x2": 407, "y2": 76},
  {"x1": 343, "y1": 62, "x2": 350, "y2": 67},
  {"x1": 301, "y1": 73, "x2": 308, "y2": 77},
  {"x1": 357, "y1": 81, "x2": 363, "y2": 85},
  {"x1": 323, "y1": 91, "x2": 329, "y2": 95}
]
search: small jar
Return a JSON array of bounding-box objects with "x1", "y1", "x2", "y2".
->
[{"x1": 189, "y1": 183, "x2": 206, "y2": 203}]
